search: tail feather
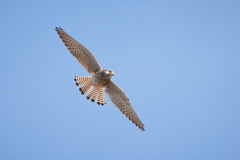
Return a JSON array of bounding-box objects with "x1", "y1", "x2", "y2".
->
[
  {"x1": 74, "y1": 76, "x2": 91, "y2": 86},
  {"x1": 87, "y1": 87, "x2": 96, "y2": 101},
  {"x1": 74, "y1": 75, "x2": 107, "y2": 106},
  {"x1": 81, "y1": 81, "x2": 92, "y2": 95},
  {"x1": 74, "y1": 76, "x2": 91, "y2": 95},
  {"x1": 97, "y1": 90, "x2": 101, "y2": 105},
  {"x1": 91, "y1": 88, "x2": 98, "y2": 102},
  {"x1": 98, "y1": 89, "x2": 106, "y2": 106},
  {"x1": 87, "y1": 87, "x2": 106, "y2": 106}
]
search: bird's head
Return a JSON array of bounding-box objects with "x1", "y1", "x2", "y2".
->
[{"x1": 104, "y1": 69, "x2": 114, "y2": 77}]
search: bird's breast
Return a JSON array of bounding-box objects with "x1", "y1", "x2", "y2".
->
[{"x1": 90, "y1": 73, "x2": 110, "y2": 89}]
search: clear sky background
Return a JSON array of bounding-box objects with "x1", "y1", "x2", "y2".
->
[{"x1": 1, "y1": 0, "x2": 240, "y2": 159}]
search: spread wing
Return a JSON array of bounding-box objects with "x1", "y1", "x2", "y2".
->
[
  {"x1": 55, "y1": 27, "x2": 101, "y2": 75},
  {"x1": 105, "y1": 80, "x2": 145, "y2": 131}
]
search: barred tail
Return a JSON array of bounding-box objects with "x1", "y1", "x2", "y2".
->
[
  {"x1": 74, "y1": 76, "x2": 92, "y2": 95},
  {"x1": 87, "y1": 88, "x2": 107, "y2": 106},
  {"x1": 74, "y1": 75, "x2": 107, "y2": 106}
]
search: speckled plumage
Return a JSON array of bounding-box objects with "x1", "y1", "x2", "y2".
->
[{"x1": 56, "y1": 27, "x2": 145, "y2": 131}]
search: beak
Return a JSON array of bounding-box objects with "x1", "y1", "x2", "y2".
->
[{"x1": 112, "y1": 71, "x2": 115, "y2": 76}]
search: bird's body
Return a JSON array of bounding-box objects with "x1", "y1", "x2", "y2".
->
[
  {"x1": 90, "y1": 69, "x2": 113, "y2": 89},
  {"x1": 55, "y1": 27, "x2": 145, "y2": 131}
]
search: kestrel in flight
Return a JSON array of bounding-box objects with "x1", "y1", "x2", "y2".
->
[{"x1": 55, "y1": 27, "x2": 145, "y2": 131}]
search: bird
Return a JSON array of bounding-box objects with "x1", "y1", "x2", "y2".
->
[{"x1": 55, "y1": 27, "x2": 145, "y2": 131}]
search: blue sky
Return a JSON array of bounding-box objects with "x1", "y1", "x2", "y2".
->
[{"x1": 1, "y1": 0, "x2": 240, "y2": 159}]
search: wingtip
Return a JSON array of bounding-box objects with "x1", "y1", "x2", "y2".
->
[
  {"x1": 55, "y1": 27, "x2": 63, "y2": 31},
  {"x1": 141, "y1": 123, "x2": 145, "y2": 131}
]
